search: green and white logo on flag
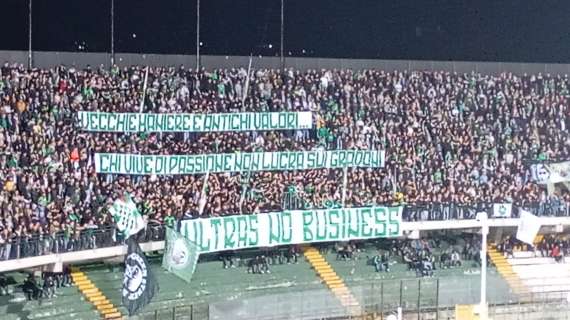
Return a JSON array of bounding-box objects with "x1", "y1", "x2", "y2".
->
[
  {"x1": 493, "y1": 203, "x2": 512, "y2": 218},
  {"x1": 109, "y1": 193, "x2": 146, "y2": 239},
  {"x1": 162, "y1": 228, "x2": 199, "y2": 283}
]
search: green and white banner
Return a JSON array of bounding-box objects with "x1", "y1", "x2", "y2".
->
[
  {"x1": 77, "y1": 111, "x2": 313, "y2": 132},
  {"x1": 162, "y1": 228, "x2": 200, "y2": 283},
  {"x1": 530, "y1": 161, "x2": 570, "y2": 184},
  {"x1": 180, "y1": 206, "x2": 403, "y2": 254},
  {"x1": 94, "y1": 150, "x2": 385, "y2": 175},
  {"x1": 109, "y1": 193, "x2": 146, "y2": 239}
]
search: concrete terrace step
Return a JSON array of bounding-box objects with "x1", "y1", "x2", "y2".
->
[
  {"x1": 527, "y1": 284, "x2": 570, "y2": 293},
  {"x1": 81, "y1": 288, "x2": 101, "y2": 295},
  {"x1": 513, "y1": 264, "x2": 570, "y2": 278},
  {"x1": 96, "y1": 303, "x2": 116, "y2": 311},
  {"x1": 31, "y1": 310, "x2": 101, "y2": 320},
  {"x1": 512, "y1": 251, "x2": 539, "y2": 259},
  {"x1": 73, "y1": 280, "x2": 92, "y2": 286},
  {"x1": 103, "y1": 311, "x2": 122, "y2": 319},
  {"x1": 93, "y1": 298, "x2": 111, "y2": 306},
  {"x1": 508, "y1": 257, "x2": 560, "y2": 265},
  {"x1": 523, "y1": 277, "x2": 570, "y2": 287}
]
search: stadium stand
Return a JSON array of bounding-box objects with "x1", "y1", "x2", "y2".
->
[
  {"x1": 1, "y1": 64, "x2": 569, "y2": 258},
  {"x1": 1, "y1": 62, "x2": 570, "y2": 319},
  {"x1": 0, "y1": 272, "x2": 98, "y2": 320},
  {"x1": 493, "y1": 235, "x2": 570, "y2": 296}
]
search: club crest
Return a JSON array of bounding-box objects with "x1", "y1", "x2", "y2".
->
[{"x1": 123, "y1": 253, "x2": 148, "y2": 301}]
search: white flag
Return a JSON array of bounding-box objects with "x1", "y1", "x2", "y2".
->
[{"x1": 516, "y1": 210, "x2": 541, "y2": 245}]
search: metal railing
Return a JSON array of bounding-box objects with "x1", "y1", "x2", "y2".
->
[
  {"x1": 0, "y1": 200, "x2": 568, "y2": 262},
  {"x1": 0, "y1": 224, "x2": 165, "y2": 262},
  {"x1": 131, "y1": 276, "x2": 570, "y2": 320},
  {"x1": 402, "y1": 201, "x2": 570, "y2": 221}
]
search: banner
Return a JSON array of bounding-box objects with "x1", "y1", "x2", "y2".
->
[
  {"x1": 109, "y1": 193, "x2": 146, "y2": 239},
  {"x1": 162, "y1": 228, "x2": 199, "y2": 283},
  {"x1": 530, "y1": 162, "x2": 570, "y2": 184},
  {"x1": 95, "y1": 150, "x2": 385, "y2": 175},
  {"x1": 77, "y1": 111, "x2": 313, "y2": 132},
  {"x1": 516, "y1": 210, "x2": 541, "y2": 245},
  {"x1": 492, "y1": 203, "x2": 512, "y2": 218},
  {"x1": 180, "y1": 206, "x2": 403, "y2": 254},
  {"x1": 122, "y1": 237, "x2": 159, "y2": 316}
]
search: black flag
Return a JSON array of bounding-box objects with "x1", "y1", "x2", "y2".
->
[{"x1": 122, "y1": 237, "x2": 159, "y2": 316}]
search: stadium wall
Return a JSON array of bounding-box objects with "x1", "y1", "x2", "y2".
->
[{"x1": 3, "y1": 50, "x2": 570, "y2": 74}]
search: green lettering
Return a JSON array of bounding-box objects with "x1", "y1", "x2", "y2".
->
[
  {"x1": 315, "y1": 211, "x2": 327, "y2": 241},
  {"x1": 388, "y1": 207, "x2": 401, "y2": 236},
  {"x1": 248, "y1": 215, "x2": 259, "y2": 246},
  {"x1": 210, "y1": 219, "x2": 222, "y2": 250},
  {"x1": 128, "y1": 114, "x2": 138, "y2": 131},
  {"x1": 374, "y1": 207, "x2": 387, "y2": 237},
  {"x1": 280, "y1": 212, "x2": 292, "y2": 243},
  {"x1": 223, "y1": 217, "x2": 236, "y2": 249},
  {"x1": 268, "y1": 213, "x2": 282, "y2": 244},
  {"x1": 89, "y1": 113, "x2": 99, "y2": 130},
  {"x1": 329, "y1": 209, "x2": 340, "y2": 239},
  {"x1": 347, "y1": 208, "x2": 360, "y2": 238},
  {"x1": 174, "y1": 114, "x2": 183, "y2": 131},
  {"x1": 144, "y1": 156, "x2": 153, "y2": 174},
  {"x1": 302, "y1": 211, "x2": 314, "y2": 242},
  {"x1": 360, "y1": 208, "x2": 373, "y2": 237},
  {"x1": 287, "y1": 112, "x2": 297, "y2": 129},
  {"x1": 236, "y1": 216, "x2": 248, "y2": 248}
]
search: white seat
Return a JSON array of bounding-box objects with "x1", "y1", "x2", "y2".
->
[
  {"x1": 523, "y1": 277, "x2": 570, "y2": 287},
  {"x1": 508, "y1": 257, "x2": 556, "y2": 265},
  {"x1": 512, "y1": 251, "x2": 536, "y2": 259},
  {"x1": 514, "y1": 263, "x2": 570, "y2": 279},
  {"x1": 530, "y1": 284, "x2": 570, "y2": 293}
]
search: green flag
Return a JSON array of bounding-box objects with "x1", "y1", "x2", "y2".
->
[
  {"x1": 109, "y1": 193, "x2": 146, "y2": 239},
  {"x1": 162, "y1": 228, "x2": 199, "y2": 283}
]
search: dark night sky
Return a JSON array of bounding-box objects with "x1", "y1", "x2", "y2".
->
[{"x1": 1, "y1": 0, "x2": 570, "y2": 62}]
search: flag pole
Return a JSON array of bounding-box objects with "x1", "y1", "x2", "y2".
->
[
  {"x1": 198, "y1": 171, "x2": 209, "y2": 216},
  {"x1": 28, "y1": 0, "x2": 33, "y2": 69},
  {"x1": 477, "y1": 211, "x2": 488, "y2": 320},
  {"x1": 139, "y1": 67, "x2": 149, "y2": 113},
  {"x1": 242, "y1": 54, "x2": 253, "y2": 105},
  {"x1": 110, "y1": 0, "x2": 115, "y2": 66},
  {"x1": 196, "y1": 0, "x2": 200, "y2": 70}
]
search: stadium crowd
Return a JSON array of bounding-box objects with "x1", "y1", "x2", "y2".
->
[{"x1": 1, "y1": 62, "x2": 569, "y2": 259}]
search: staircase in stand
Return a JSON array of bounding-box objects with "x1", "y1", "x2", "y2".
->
[
  {"x1": 71, "y1": 267, "x2": 123, "y2": 319},
  {"x1": 303, "y1": 246, "x2": 361, "y2": 316},
  {"x1": 487, "y1": 246, "x2": 529, "y2": 297}
]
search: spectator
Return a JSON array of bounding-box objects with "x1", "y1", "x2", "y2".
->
[
  {"x1": 450, "y1": 250, "x2": 462, "y2": 267},
  {"x1": 22, "y1": 274, "x2": 40, "y2": 301},
  {"x1": 220, "y1": 251, "x2": 235, "y2": 269},
  {"x1": 286, "y1": 245, "x2": 300, "y2": 264},
  {"x1": 42, "y1": 274, "x2": 56, "y2": 299},
  {"x1": 0, "y1": 274, "x2": 7, "y2": 296},
  {"x1": 373, "y1": 250, "x2": 390, "y2": 272},
  {"x1": 0, "y1": 64, "x2": 569, "y2": 261},
  {"x1": 552, "y1": 244, "x2": 564, "y2": 263}
]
